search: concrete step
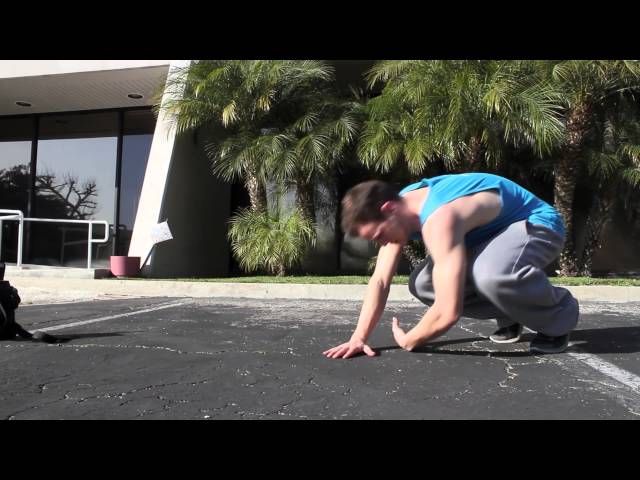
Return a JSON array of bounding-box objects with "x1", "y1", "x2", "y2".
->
[{"x1": 5, "y1": 264, "x2": 106, "y2": 279}]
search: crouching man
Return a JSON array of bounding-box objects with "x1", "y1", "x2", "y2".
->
[{"x1": 323, "y1": 173, "x2": 579, "y2": 359}]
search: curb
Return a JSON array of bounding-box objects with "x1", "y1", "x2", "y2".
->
[{"x1": 9, "y1": 276, "x2": 640, "y2": 303}]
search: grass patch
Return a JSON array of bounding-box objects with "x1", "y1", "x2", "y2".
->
[
  {"x1": 114, "y1": 275, "x2": 640, "y2": 286},
  {"x1": 549, "y1": 277, "x2": 640, "y2": 286}
]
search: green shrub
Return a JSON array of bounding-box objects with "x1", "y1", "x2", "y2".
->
[{"x1": 228, "y1": 207, "x2": 316, "y2": 275}]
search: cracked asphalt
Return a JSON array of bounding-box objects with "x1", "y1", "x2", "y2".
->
[{"x1": 1, "y1": 297, "x2": 639, "y2": 419}]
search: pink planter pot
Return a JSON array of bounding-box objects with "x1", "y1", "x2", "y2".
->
[{"x1": 109, "y1": 256, "x2": 141, "y2": 277}]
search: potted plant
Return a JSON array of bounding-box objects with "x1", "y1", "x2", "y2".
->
[{"x1": 109, "y1": 256, "x2": 141, "y2": 277}]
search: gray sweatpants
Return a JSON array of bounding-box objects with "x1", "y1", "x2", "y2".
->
[{"x1": 408, "y1": 220, "x2": 579, "y2": 336}]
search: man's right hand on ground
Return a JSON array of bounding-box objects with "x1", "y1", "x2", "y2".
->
[{"x1": 322, "y1": 336, "x2": 377, "y2": 359}]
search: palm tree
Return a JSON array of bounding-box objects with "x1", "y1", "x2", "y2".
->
[
  {"x1": 578, "y1": 95, "x2": 640, "y2": 276},
  {"x1": 159, "y1": 60, "x2": 334, "y2": 213},
  {"x1": 539, "y1": 60, "x2": 640, "y2": 276},
  {"x1": 359, "y1": 60, "x2": 564, "y2": 175},
  {"x1": 207, "y1": 89, "x2": 362, "y2": 225},
  {"x1": 158, "y1": 60, "x2": 361, "y2": 275}
]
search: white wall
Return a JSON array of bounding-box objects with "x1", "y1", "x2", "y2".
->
[{"x1": 127, "y1": 60, "x2": 190, "y2": 267}]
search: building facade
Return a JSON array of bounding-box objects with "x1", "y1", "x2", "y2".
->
[{"x1": 0, "y1": 60, "x2": 233, "y2": 275}]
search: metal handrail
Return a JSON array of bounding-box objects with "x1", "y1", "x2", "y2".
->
[{"x1": 0, "y1": 209, "x2": 110, "y2": 269}]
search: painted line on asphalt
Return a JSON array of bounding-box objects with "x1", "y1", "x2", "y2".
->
[
  {"x1": 567, "y1": 352, "x2": 640, "y2": 392},
  {"x1": 473, "y1": 323, "x2": 640, "y2": 415},
  {"x1": 35, "y1": 300, "x2": 187, "y2": 332},
  {"x1": 525, "y1": 324, "x2": 640, "y2": 393},
  {"x1": 550, "y1": 350, "x2": 640, "y2": 416}
]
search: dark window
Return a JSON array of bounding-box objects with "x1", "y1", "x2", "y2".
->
[
  {"x1": 0, "y1": 117, "x2": 33, "y2": 262},
  {"x1": 0, "y1": 108, "x2": 156, "y2": 267},
  {"x1": 32, "y1": 112, "x2": 118, "y2": 267}
]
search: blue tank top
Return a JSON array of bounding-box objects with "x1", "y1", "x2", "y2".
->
[{"x1": 399, "y1": 173, "x2": 565, "y2": 247}]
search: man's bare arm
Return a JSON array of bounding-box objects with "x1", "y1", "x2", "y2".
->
[
  {"x1": 352, "y1": 241, "x2": 404, "y2": 340},
  {"x1": 323, "y1": 241, "x2": 403, "y2": 359},
  {"x1": 396, "y1": 212, "x2": 467, "y2": 350}
]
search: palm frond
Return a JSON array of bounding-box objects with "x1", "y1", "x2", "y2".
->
[
  {"x1": 365, "y1": 60, "x2": 421, "y2": 88},
  {"x1": 621, "y1": 143, "x2": 640, "y2": 163},
  {"x1": 585, "y1": 151, "x2": 622, "y2": 180},
  {"x1": 293, "y1": 111, "x2": 321, "y2": 133},
  {"x1": 620, "y1": 167, "x2": 640, "y2": 188}
]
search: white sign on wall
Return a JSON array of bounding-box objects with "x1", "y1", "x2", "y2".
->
[{"x1": 150, "y1": 220, "x2": 173, "y2": 245}]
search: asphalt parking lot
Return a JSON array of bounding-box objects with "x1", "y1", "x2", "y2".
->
[{"x1": 1, "y1": 297, "x2": 639, "y2": 419}]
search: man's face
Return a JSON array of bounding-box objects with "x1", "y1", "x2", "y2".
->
[{"x1": 356, "y1": 211, "x2": 405, "y2": 246}]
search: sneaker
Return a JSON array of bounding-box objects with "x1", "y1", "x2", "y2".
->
[
  {"x1": 489, "y1": 323, "x2": 523, "y2": 343},
  {"x1": 529, "y1": 333, "x2": 570, "y2": 354}
]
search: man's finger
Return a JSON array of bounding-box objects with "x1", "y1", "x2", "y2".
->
[
  {"x1": 328, "y1": 346, "x2": 347, "y2": 358},
  {"x1": 323, "y1": 342, "x2": 347, "y2": 356},
  {"x1": 334, "y1": 348, "x2": 350, "y2": 359},
  {"x1": 363, "y1": 344, "x2": 376, "y2": 357},
  {"x1": 392, "y1": 317, "x2": 399, "y2": 328},
  {"x1": 342, "y1": 346, "x2": 357, "y2": 359}
]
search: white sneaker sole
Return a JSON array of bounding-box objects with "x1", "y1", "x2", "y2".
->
[{"x1": 489, "y1": 334, "x2": 522, "y2": 344}]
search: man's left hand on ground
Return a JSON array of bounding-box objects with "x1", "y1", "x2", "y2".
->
[{"x1": 392, "y1": 317, "x2": 408, "y2": 350}]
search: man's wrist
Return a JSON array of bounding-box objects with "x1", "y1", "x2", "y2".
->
[{"x1": 351, "y1": 332, "x2": 367, "y2": 343}]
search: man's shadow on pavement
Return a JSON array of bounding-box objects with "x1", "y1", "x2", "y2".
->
[{"x1": 374, "y1": 326, "x2": 640, "y2": 357}]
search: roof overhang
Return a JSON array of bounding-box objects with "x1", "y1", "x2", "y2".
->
[{"x1": 0, "y1": 61, "x2": 171, "y2": 115}]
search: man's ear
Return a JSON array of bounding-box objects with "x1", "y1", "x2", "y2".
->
[{"x1": 380, "y1": 200, "x2": 398, "y2": 215}]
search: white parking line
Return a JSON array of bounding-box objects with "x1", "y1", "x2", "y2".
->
[
  {"x1": 35, "y1": 300, "x2": 187, "y2": 332},
  {"x1": 469, "y1": 322, "x2": 640, "y2": 415},
  {"x1": 549, "y1": 351, "x2": 640, "y2": 416},
  {"x1": 567, "y1": 352, "x2": 640, "y2": 392}
]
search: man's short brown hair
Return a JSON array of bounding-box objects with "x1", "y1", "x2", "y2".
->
[{"x1": 341, "y1": 180, "x2": 400, "y2": 236}]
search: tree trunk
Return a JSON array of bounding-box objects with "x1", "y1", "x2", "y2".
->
[
  {"x1": 272, "y1": 263, "x2": 286, "y2": 276},
  {"x1": 296, "y1": 178, "x2": 316, "y2": 224},
  {"x1": 245, "y1": 170, "x2": 267, "y2": 213},
  {"x1": 579, "y1": 186, "x2": 616, "y2": 277},
  {"x1": 245, "y1": 169, "x2": 282, "y2": 274},
  {"x1": 554, "y1": 101, "x2": 592, "y2": 277},
  {"x1": 464, "y1": 136, "x2": 485, "y2": 172}
]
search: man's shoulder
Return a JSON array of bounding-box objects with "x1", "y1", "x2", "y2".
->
[
  {"x1": 422, "y1": 202, "x2": 459, "y2": 231},
  {"x1": 424, "y1": 192, "x2": 502, "y2": 232}
]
